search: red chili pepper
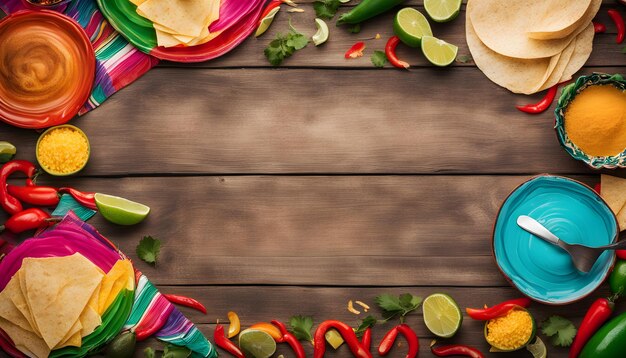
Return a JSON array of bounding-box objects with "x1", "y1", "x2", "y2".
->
[
  {"x1": 259, "y1": 0, "x2": 281, "y2": 25},
  {"x1": 163, "y1": 294, "x2": 207, "y2": 314},
  {"x1": 385, "y1": 36, "x2": 409, "y2": 69},
  {"x1": 0, "y1": 327, "x2": 27, "y2": 358},
  {"x1": 6, "y1": 185, "x2": 59, "y2": 207},
  {"x1": 617, "y1": 250, "x2": 626, "y2": 260},
  {"x1": 431, "y1": 344, "x2": 484, "y2": 358},
  {"x1": 608, "y1": 9, "x2": 625, "y2": 43},
  {"x1": 593, "y1": 21, "x2": 607, "y2": 33},
  {"x1": 271, "y1": 320, "x2": 306, "y2": 358},
  {"x1": 345, "y1": 42, "x2": 366, "y2": 59},
  {"x1": 314, "y1": 320, "x2": 371, "y2": 358},
  {"x1": 378, "y1": 324, "x2": 418, "y2": 358},
  {"x1": 466, "y1": 297, "x2": 531, "y2": 320},
  {"x1": 361, "y1": 327, "x2": 372, "y2": 353},
  {"x1": 214, "y1": 324, "x2": 244, "y2": 358},
  {"x1": 0, "y1": 208, "x2": 51, "y2": 234},
  {"x1": 58, "y1": 187, "x2": 97, "y2": 210},
  {"x1": 0, "y1": 160, "x2": 37, "y2": 215},
  {"x1": 594, "y1": 183, "x2": 601, "y2": 194},
  {"x1": 516, "y1": 84, "x2": 559, "y2": 114},
  {"x1": 569, "y1": 297, "x2": 615, "y2": 358}
]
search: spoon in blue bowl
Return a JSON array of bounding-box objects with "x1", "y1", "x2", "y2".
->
[{"x1": 516, "y1": 215, "x2": 626, "y2": 273}]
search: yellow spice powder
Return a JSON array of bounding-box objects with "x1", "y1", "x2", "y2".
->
[
  {"x1": 486, "y1": 308, "x2": 533, "y2": 350},
  {"x1": 565, "y1": 84, "x2": 626, "y2": 157},
  {"x1": 37, "y1": 127, "x2": 89, "y2": 174}
]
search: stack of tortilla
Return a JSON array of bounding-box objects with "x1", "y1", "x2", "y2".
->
[
  {"x1": 0, "y1": 253, "x2": 133, "y2": 357},
  {"x1": 601, "y1": 175, "x2": 626, "y2": 230},
  {"x1": 131, "y1": 0, "x2": 222, "y2": 48},
  {"x1": 466, "y1": 0, "x2": 599, "y2": 94}
]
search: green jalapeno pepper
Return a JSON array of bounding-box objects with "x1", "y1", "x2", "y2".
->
[
  {"x1": 580, "y1": 311, "x2": 626, "y2": 357},
  {"x1": 337, "y1": 0, "x2": 407, "y2": 25}
]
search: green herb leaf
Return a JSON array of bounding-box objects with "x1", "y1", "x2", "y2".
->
[
  {"x1": 163, "y1": 343, "x2": 191, "y2": 358},
  {"x1": 136, "y1": 236, "x2": 161, "y2": 266},
  {"x1": 348, "y1": 24, "x2": 361, "y2": 34},
  {"x1": 313, "y1": 0, "x2": 341, "y2": 19},
  {"x1": 375, "y1": 293, "x2": 422, "y2": 322},
  {"x1": 289, "y1": 315, "x2": 314, "y2": 342},
  {"x1": 375, "y1": 294, "x2": 404, "y2": 312},
  {"x1": 541, "y1": 316, "x2": 577, "y2": 347},
  {"x1": 287, "y1": 33, "x2": 309, "y2": 50},
  {"x1": 354, "y1": 315, "x2": 377, "y2": 337},
  {"x1": 264, "y1": 27, "x2": 309, "y2": 66},
  {"x1": 371, "y1": 50, "x2": 387, "y2": 68},
  {"x1": 143, "y1": 347, "x2": 155, "y2": 358}
]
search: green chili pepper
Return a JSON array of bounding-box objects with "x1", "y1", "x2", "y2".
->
[
  {"x1": 579, "y1": 311, "x2": 626, "y2": 357},
  {"x1": 609, "y1": 259, "x2": 626, "y2": 296},
  {"x1": 0, "y1": 142, "x2": 16, "y2": 164},
  {"x1": 337, "y1": 0, "x2": 407, "y2": 25}
]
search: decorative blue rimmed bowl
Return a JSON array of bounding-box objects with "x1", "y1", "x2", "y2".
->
[
  {"x1": 555, "y1": 73, "x2": 626, "y2": 169},
  {"x1": 492, "y1": 175, "x2": 618, "y2": 305}
]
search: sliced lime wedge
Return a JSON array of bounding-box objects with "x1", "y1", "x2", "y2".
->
[
  {"x1": 255, "y1": 6, "x2": 280, "y2": 37},
  {"x1": 0, "y1": 141, "x2": 16, "y2": 163},
  {"x1": 393, "y1": 7, "x2": 432, "y2": 48},
  {"x1": 422, "y1": 293, "x2": 462, "y2": 338},
  {"x1": 526, "y1": 337, "x2": 547, "y2": 358},
  {"x1": 421, "y1": 36, "x2": 458, "y2": 67},
  {"x1": 424, "y1": 0, "x2": 462, "y2": 23},
  {"x1": 95, "y1": 193, "x2": 150, "y2": 226},
  {"x1": 238, "y1": 329, "x2": 277, "y2": 358},
  {"x1": 312, "y1": 18, "x2": 329, "y2": 46}
]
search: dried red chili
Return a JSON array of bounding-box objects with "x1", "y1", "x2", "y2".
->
[
  {"x1": 608, "y1": 9, "x2": 625, "y2": 43},
  {"x1": 345, "y1": 42, "x2": 366, "y2": 59},
  {"x1": 385, "y1": 36, "x2": 409, "y2": 69},
  {"x1": 7, "y1": 185, "x2": 59, "y2": 207},
  {"x1": 314, "y1": 320, "x2": 371, "y2": 358},
  {"x1": 0, "y1": 160, "x2": 37, "y2": 215},
  {"x1": 58, "y1": 187, "x2": 97, "y2": 210},
  {"x1": 516, "y1": 84, "x2": 559, "y2": 114},
  {"x1": 271, "y1": 320, "x2": 305, "y2": 358},
  {"x1": 163, "y1": 294, "x2": 207, "y2": 314},
  {"x1": 466, "y1": 297, "x2": 531, "y2": 320},
  {"x1": 569, "y1": 297, "x2": 615, "y2": 358},
  {"x1": 378, "y1": 324, "x2": 418, "y2": 358},
  {"x1": 431, "y1": 343, "x2": 484, "y2": 358},
  {"x1": 593, "y1": 21, "x2": 607, "y2": 33},
  {"x1": 0, "y1": 208, "x2": 52, "y2": 234},
  {"x1": 214, "y1": 324, "x2": 244, "y2": 358}
]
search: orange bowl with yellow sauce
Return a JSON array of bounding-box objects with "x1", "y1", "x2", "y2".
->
[{"x1": 36, "y1": 125, "x2": 90, "y2": 176}]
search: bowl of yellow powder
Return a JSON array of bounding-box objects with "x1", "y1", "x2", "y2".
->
[
  {"x1": 36, "y1": 124, "x2": 90, "y2": 176},
  {"x1": 556, "y1": 73, "x2": 626, "y2": 169},
  {"x1": 484, "y1": 307, "x2": 536, "y2": 351}
]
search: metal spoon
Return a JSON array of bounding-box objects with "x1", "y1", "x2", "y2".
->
[{"x1": 516, "y1": 215, "x2": 626, "y2": 273}]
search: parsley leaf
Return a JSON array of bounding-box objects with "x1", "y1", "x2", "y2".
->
[
  {"x1": 541, "y1": 316, "x2": 577, "y2": 347},
  {"x1": 143, "y1": 347, "x2": 155, "y2": 358},
  {"x1": 371, "y1": 51, "x2": 387, "y2": 68},
  {"x1": 136, "y1": 236, "x2": 161, "y2": 266},
  {"x1": 348, "y1": 24, "x2": 361, "y2": 34},
  {"x1": 313, "y1": 0, "x2": 341, "y2": 19},
  {"x1": 289, "y1": 315, "x2": 314, "y2": 342},
  {"x1": 264, "y1": 26, "x2": 309, "y2": 66},
  {"x1": 354, "y1": 315, "x2": 377, "y2": 337},
  {"x1": 375, "y1": 293, "x2": 422, "y2": 322},
  {"x1": 287, "y1": 33, "x2": 309, "y2": 50}
]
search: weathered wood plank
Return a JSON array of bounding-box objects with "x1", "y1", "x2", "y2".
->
[
  {"x1": 2, "y1": 175, "x2": 600, "y2": 286},
  {"x1": 4, "y1": 67, "x2": 618, "y2": 175}
]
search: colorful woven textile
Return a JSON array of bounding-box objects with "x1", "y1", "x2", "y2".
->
[{"x1": 0, "y1": 0, "x2": 158, "y2": 114}]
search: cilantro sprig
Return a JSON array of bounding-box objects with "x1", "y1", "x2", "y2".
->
[
  {"x1": 289, "y1": 315, "x2": 314, "y2": 343},
  {"x1": 354, "y1": 315, "x2": 377, "y2": 337},
  {"x1": 541, "y1": 315, "x2": 577, "y2": 347},
  {"x1": 313, "y1": 0, "x2": 341, "y2": 19},
  {"x1": 371, "y1": 51, "x2": 387, "y2": 68},
  {"x1": 264, "y1": 21, "x2": 309, "y2": 66},
  {"x1": 375, "y1": 293, "x2": 423, "y2": 323},
  {"x1": 136, "y1": 236, "x2": 161, "y2": 266}
]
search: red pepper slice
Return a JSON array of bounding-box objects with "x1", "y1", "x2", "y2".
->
[
  {"x1": 361, "y1": 327, "x2": 372, "y2": 353},
  {"x1": 385, "y1": 36, "x2": 410, "y2": 69},
  {"x1": 163, "y1": 294, "x2": 207, "y2": 314},
  {"x1": 271, "y1": 320, "x2": 306, "y2": 358},
  {"x1": 214, "y1": 324, "x2": 244, "y2": 358},
  {"x1": 516, "y1": 84, "x2": 559, "y2": 114},
  {"x1": 7, "y1": 185, "x2": 59, "y2": 207},
  {"x1": 345, "y1": 42, "x2": 366, "y2": 59},
  {"x1": 593, "y1": 21, "x2": 607, "y2": 33},
  {"x1": 431, "y1": 343, "x2": 484, "y2": 358},
  {"x1": 569, "y1": 297, "x2": 615, "y2": 358},
  {"x1": 258, "y1": 0, "x2": 281, "y2": 26},
  {"x1": 0, "y1": 160, "x2": 38, "y2": 215},
  {"x1": 608, "y1": 9, "x2": 625, "y2": 44},
  {"x1": 378, "y1": 324, "x2": 418, "y2": 358},
  {"x1": 0, "y1": 208, "x2": 52, "y2": 234},
  {"x1": 466, "y1": 297, "x2": 531, "y2": 320},
  {"x1": 314, "y1": 320, "x2": 371, "y2": 358},
  {"x1": 58, "y1": 187, "x2": 98, "y2": 210}
]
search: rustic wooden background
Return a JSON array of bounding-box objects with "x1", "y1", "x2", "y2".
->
[{"x1": 2, "y1": 1, "x2": 626, "y2": 357}]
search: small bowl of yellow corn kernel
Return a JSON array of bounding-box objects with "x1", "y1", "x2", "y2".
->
[
  {"x1": 36, "y1": 124, "x2": 90, "y2": 176},
  {"x1": 484, "y1": 307, "x2": 536, "y2": 352}
]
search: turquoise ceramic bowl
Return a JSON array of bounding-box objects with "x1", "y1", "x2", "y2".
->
[
  {"x1": 493, "y1": 175, "x2": 618, "y2": 304},
  {"x1": 555, "y1": 73, "x2": 626, "y2": 169}
]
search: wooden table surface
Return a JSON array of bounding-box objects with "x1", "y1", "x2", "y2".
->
[{"x1": 2, "y1": 1, "x2": 626, "y2": 357}]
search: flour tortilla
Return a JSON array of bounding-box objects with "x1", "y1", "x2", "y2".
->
[
  {"x1": 0, "y1": 277, "x2": 33, "y2": 333},
  {"x1": 98, "y1": 259, "x2": 134, "y2": 315},
  {"x1": 468, "y1": 0, "x2": 599, "y2": 59},
  {"x1": 601, "y1": 175, "x2": 626, "y2": 214},
  {"x1": 138, "y1": 0, "x2": 216, "y2": 38},
  {"x1": 0, "y1": 317, "x2": 50, "y2": 358},
  {"x1": 527, "y1": 0, "x2": 591, "y2": 40},
  {"x1": 559, "y1": 23, "x2": 594, "y2": 83}
]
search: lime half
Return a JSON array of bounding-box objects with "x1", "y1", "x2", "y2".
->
[
  {"x1": 424, "y1": 0, "x2": 462, "y2": 23},
  {"x1": 255, "y1": 6, "x2": 280, "y2": 37},
  {"x1": 393, "y1": 7, "x2": 432, "y2": 48},
  {"x1": 422, "y1": 293, "x2": 462, "y2": 338},
  {"x1": 526, "y1": 337, "x2": 547, "y2": 358},
  {"x1": 238, "y1": 329, "x2": 277, "y2": 358},
  {"x1": 95, "y1": 193, "x2": 150, "y2": 226},
  {"x1": 421, "y1": 36, "x2": 458, "y2": 67}
]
